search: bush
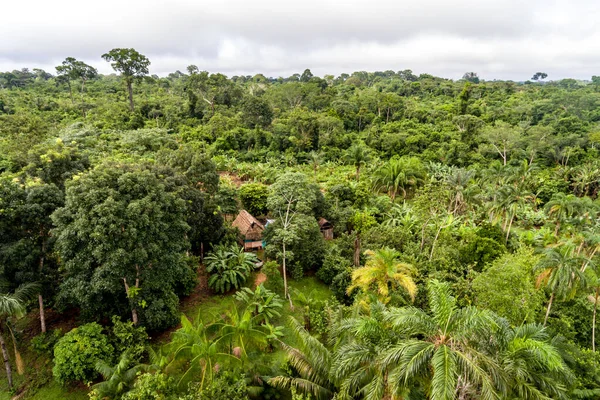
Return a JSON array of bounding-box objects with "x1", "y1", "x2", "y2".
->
[
  {"x1": 52, "y1": 323, "x2": 114, "y2": 385},
  {"x1": 111, "y1": 316, "x2": 149, "y2": 361},
  {"x1": 31, "y1": 329, "x2": 62, "y2": 356},
  {"x1": 316, "y1": 251, "x2": 351, "y2": 285},
  {"x1": 206, "y1": 244, "x2": 258, "y2": 293},
  {"x1": 262, "y1": 261, "x2": 284, "y2": 294},
  {"x1": 182, "y1": 371, "x2": 248, "y2": 400},
  {"x1": 122, "y1": 372, "x2": 177, "y2": 400},
  {"x1": 330, "y1": 268, "x2": 355, "y2": 305}
]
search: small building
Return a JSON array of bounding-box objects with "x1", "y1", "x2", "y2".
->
[
  {"x1": 318, "y1": 218, "x2": 334, "y2": 240},
  {"x1": 232, "y1": 210, "x2": 265, "y2": 251}
]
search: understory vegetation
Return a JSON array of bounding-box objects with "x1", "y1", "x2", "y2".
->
[{"x1": 2, "y1": 52, "x2": 600, "y2": 399}]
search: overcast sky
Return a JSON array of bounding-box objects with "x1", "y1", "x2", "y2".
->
[{"x1": 2, "y1": 0, "x2": 599, "y2": 81}]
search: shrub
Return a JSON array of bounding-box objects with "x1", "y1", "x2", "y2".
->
[
  {"x1": 316, "y1": 251, "x2": 351, "y2": 285},
  {"x1": 122, "y1": 372, "x2": 177, "y2": 400},
  {"x1": 206, "y1": 244, "x2": 258, "y2": 293},
  {"x1": 111, "y1": 316, "x2": 149, "y2": 361},
  {"x1": 234, "y1": 284, "x2": 283, "y2": 324},
  {"x1": 330, "y1": 268, "x2": 355, "y2": 305},
  {"x1": 52, "y1": 323, "x2": 113, "y2": 385},
  {"x1": 262, "y1": 261, "x2": 284, "y2": 294},
  {"x1": 31, "y1": 329, "x2": 62, "y2": 356},
  {"x1": 182, "y1": 371, "x2": 248, "y2": 400}
]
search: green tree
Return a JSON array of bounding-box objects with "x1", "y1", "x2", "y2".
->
[
  {"x1": 481, "y1": 122, "x2": 520, "y2": 166},
  {"x1": 266, "y1": 173, "x2": 318, "y2": 302},
  {"x1": 102, "y1": 48, "x2": 151, "y2": 111},
  {"x1": 90, "y1": 350, "x2": 147, "y2": 400},
  {"x1": 348, "y1": 210, "x2": 377, "y2": 266},
  {"x1": 234, "y1": 284, "x2": 283, "y2": 324},
  {"x1": 382, "y1": 280, "x2": 502, "y2": 399},
  {"x1": 344, "y1": 142, "x2": 371, "y2": 181},
  {"x1": 168, "y1": 315, "x2": 238, "y2": 391},
  {"x1": 0, "y1": 283, "x2": 38, "y2": 390},
  {"x1": 536, "y1": 244, "x2": 586, "y2": 325},
  {"x1": 372, "y1": 156, "x2": 427, "y2": 200},
  {"x1": 52, "y1": 163, "x2": 192, "y2": 330},
  {"x1": 55, "y1": 57, "x2": 98, "y2": 113},
  {"x1": 472, "y1": 248, "x2": 544, "y2": 324},
  {"x1": 269, "y1": 318, "x2": 335, "y2": 399},
  {"x1": 348, "y1": 247, "x2": 417, "y2": 304},
  {"x1": 545, "y1": 193, "x2": 580, "y2": 236},
  {"x1": 239, "y1": 183, "x2": 269, "y2": 216}
]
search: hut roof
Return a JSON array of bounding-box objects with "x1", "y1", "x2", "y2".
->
[
  {"x1": 318, "y1": 218, "x2": 332, "y2": 228},
  {"x1": 232, "y1": 210, "x2": 264, "y2": 235}
]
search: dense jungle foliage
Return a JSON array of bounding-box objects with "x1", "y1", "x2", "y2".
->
[{"x1": 2, "y1": 50, "x2": 600, "y2": 399}]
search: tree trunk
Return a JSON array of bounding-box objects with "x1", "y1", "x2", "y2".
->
[
  {"x1": 38, "y1": 295, "x2": 46, "y2": 334},
  {"x1": 0, "y1": 330, "x2": 13, "y2": 391},
  {"x1": 38, "y1": 243, "x2": 46, "y2": 333},
  {"x1": 282, "y1": 242, "x2": 293, "y2": 308},
  {"x1": 127, "y1": 80, "x2": 135, "y2": 112},
  {"x1": 80, "y1": 79, "x2": 87, "y2": 117},
  {"x1": 544, "y1": 291, "x2": 554, "y2": 326},
  {"x1": 354, "y1": 234, "x2": 361, "y2": 267},
  {"x1": 123, "y1": 266, "x2": 140, "y2": 325},
  {"x1": 429, "y1": 226, "x2": 443, "y2": 261},
  {"x1": 356, "y1": 165, "x2": 361, "y2": 182},
  {"x1": 594, "y1": 287, "x2": 598, "y2": 352},
  {"x1": 68, "y1": 82, "x2": 74, "y2": 106},
  {"x1": 505, "y1": 213, "x2": 514, "y2": 244}
]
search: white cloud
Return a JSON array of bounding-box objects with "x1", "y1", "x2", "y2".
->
[{"x1": 1, "y1": 0, "x2": 600, "y2": 80}]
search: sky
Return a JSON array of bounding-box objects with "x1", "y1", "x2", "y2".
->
[{"x1": 2, "y1": 0, "x2": 600, "y2": 81}]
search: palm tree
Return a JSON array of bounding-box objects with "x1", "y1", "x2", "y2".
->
[
  {"x1": 587, "y1": 266, "x2": 600, "y2": 352},
  {"x1": 344, "y1": 142, "x2": 371, "y2": 181},
  {"x1": 535, "y1": 244, "x2": 586, "y2": 325},
  {"x1": 445, "y1": 168, "x2": 480, "y2": 216},
  {"x1": 572, "y1": 163, "x2": 600, "y2": 197},
  {"x1": 347, "y1": 247, "x2": 417, "y2": 304},
  {"x1": 496, "y1": 184, "x2": 535, "y2": 243},
  {"x1": 331, "y1": 302, "x2": 408, "y2": 400},
  {"x1": 168, "y1": 314, "x2": 238, "y2": 391},
  {"x1": 308, "y1": 151, "x2": 323, "y2": 179},
  {"x1": 372, "y1": 156, "x2": 427, "y2": 200},
  {"x1": 268, "y1": 318, "x2": 336, "y2": 400},
  {"x1": 500, "y1": 323, "x2": 569, "y2": 399},
  {"x1": 91, "y1": 350, "x2": 147, "y2": 399},
  {"x1": 381, "y1": 280, "x2": 503, "y2": 400},
  {"x1": 213, "y1": 306, "x2": 268, "y2": 360},
  {"x1": 545, "y1": 193, "x2": 579, "y2": 236},
  {"x1": 0, "y1": 283, "x2": 38, "y2": 391},
  {"x1": 234, "y1": 284, "x2": 283, "y2": 325}
]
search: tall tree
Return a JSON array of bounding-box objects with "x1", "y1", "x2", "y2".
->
[
  {"x1": 0, "y1": 283, "x2": 38, "y2": 391},
  {"x1": 102, "y1": 48, "x2": 150, "y2": 111},
  {"x1": 52, "y1": 162, "x2": 193, "y2": 330},
  {"x1": 382, "y1": 280, "x2": 501, "y2": 399},
  {"x1": 55, "y1": 57, "x2": 97, "y2": 115},
  {"x1": 536, "y1": 244, "x2": 586, "y2": 325},
  {"x1": 344, "y1": 142, "x2": 371, "y2": 181},
  {"x1": 266, "y1": 173, "x2": 317, "y2": 303}
]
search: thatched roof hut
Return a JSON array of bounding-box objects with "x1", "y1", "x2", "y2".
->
[
  {"x1": 232, "y1": 210, "x2": 265, "y2": 250},
  {"x1": 318, "y1": 218, "x2": 334, "y2": 240}
]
